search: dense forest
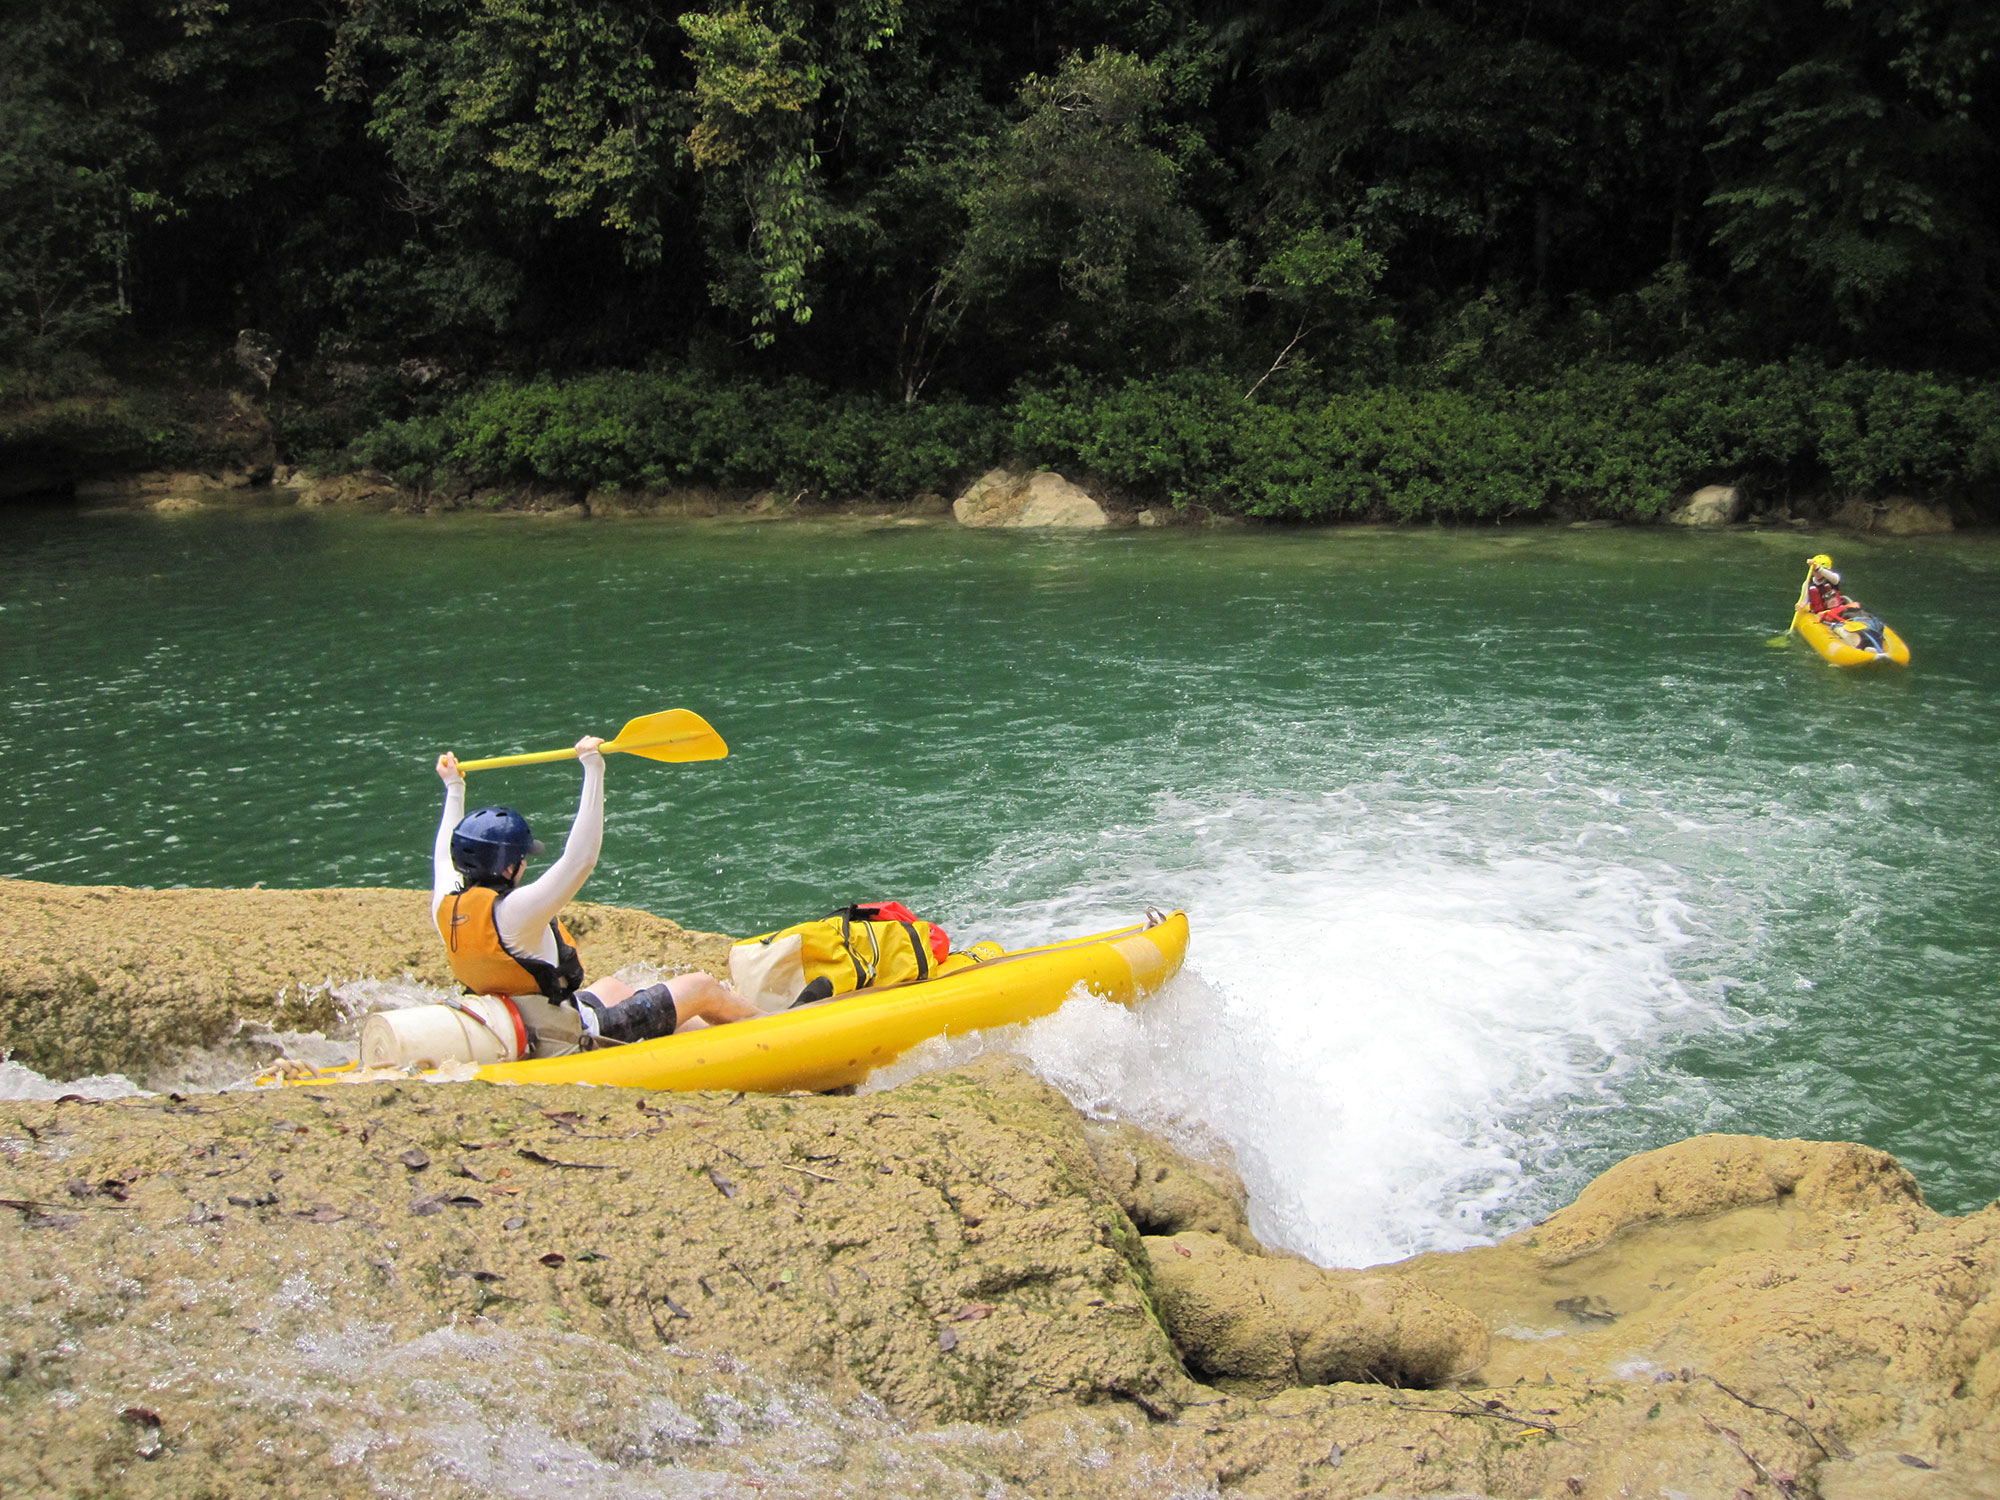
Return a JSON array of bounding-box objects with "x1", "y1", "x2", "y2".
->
[{"x1": 4, "y1": 0, "x2": 1997, "y2": 516}]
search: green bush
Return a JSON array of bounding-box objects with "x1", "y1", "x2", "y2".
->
[
  {"x1": 351, "y1": 371, "x2": 1008, "y2": 499},
  {"x1": 346, "y1": 360, "x2": 1998, "y2": 518},
  {"x1": 0, "y1": 362, "x2": 228, "y2": 476},
  {"x1": 1011, "y1": 360, "x2": 2000, "y2": 519}
]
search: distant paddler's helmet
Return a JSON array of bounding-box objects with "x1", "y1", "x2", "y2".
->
[
  {"x1": 450, "y1": 807, "x2": 545, "y2": 882},
  {"x1": 1809, "y1": 553, "x2": 1833, "y2": 570}
]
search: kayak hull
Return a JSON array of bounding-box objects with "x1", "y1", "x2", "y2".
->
[
  {"x1": 1793, "y1": 609, "x2": 1910, "y2": 667},
  {"x1": 478, "y1": 911, "x2": 1187, "y2": 1092}
]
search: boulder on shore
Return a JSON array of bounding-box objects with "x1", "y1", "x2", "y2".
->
[
  {"x1": 1665, "y1": 483, "x2": 1742, "y2": 527},
  {"x1": 953, "y1": 467, "x2": 1110, "y2": 528},
  {"x1": 296, "y1": 470, "x2": 403, "y2": 509},
  {"x1": 1832, "y1": 494, "x2": 1954, "y2": 534},
  {"x1": 76, "y1": 471, "x2": 259, "y2": 505}
]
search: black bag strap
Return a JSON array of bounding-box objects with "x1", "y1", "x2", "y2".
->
[
  {"x1": 828, "y1": 904, "x2": 928, "y2": 987},
  {"x1": 836, "y1": 908, "x2": 869, "y2": 989},
  {"x1": 898, "y1": 920, "x2": 929, "y2": 980}
]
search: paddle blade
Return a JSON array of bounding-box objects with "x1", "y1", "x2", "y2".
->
[
  {"x1": 604, "y1": 709, "x2": 729, "y2": 763},
  {"x1": 1764, "y1": 633, "x2": 1794, "y2": 648}
]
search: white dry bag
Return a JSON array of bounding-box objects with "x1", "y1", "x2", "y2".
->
[{"x1": 358, "y1": 996, "x2": 529, "y2": 1070}]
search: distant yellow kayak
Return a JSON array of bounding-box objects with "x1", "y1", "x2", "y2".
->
[{"x1": 1792, "y1": 607, "x2": 1910, "y2": 667}]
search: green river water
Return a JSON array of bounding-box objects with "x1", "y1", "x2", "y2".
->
[{"x1": 4, "y1": 502, "x2": 1998, "y2": 1267}]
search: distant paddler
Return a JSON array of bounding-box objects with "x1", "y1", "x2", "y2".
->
[
  {"x1": 1799, "y1": 554, "x2": 1850, "y2": 622},
  {"x1": 400, "y1": 713, "x2": 761, "y2": 1065},
  {"x1": 1781, "y1": 553, "x2": 1910, "y2": 667}
]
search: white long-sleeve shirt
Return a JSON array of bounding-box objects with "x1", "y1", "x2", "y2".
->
[{"x1": 432, "y1": 751, "x2": 605, "y2": 973}]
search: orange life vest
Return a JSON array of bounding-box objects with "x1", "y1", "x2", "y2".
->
[{"x1": 435, "y1": 884, "x2": 584, "y2": 1002}]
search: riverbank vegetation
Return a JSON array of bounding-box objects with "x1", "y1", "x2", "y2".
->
[
  {"x1": 354, "y1": 360, "x2": 2000, "y2": 519},
  {"x1": 4, "y1": 0, "x2": 1997, "y2": 517}
]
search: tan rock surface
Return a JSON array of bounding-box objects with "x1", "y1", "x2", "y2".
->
[
  {"x1": 1392, "y1": 1136, "x2": 2000, "y2": 1496},
  {"x1": 1666, "y1": 483, "x2": 1742, "y2": 526},
  {"x1": 0, "y1": 877, "x2": 731, "y2": 1079},
  {"x1": 296, "y1": 469, "x2": 402, "y2": 508},
  {"x1": 1520, "y1": 1132, "x2": 1924, "y2": 1265},
  {"x1": 76, "y1": 472, "x2": 239, "y2": 505},
  {"x1": 6, "y1": 1038, "x2": 2000, "y2": 1496},
  {"x1": 1148, "y1": 1229, "x2": 1490, "y2": 1393},
  {"x1": 1830, "y1": 494, "x2": 1954, "y2": 534},
  {"x1": 952, "y1": 467, "x2": 1110, "y2": 528},
  {"x1": 1880, "y1": 495, "x2": 1954, "y2": 534},
  {"x1": 1080, "y1": 1116, "x2": 1260, "y2": 1251},
  {"x1": 9, "y1": 881, "x2": 2000, "y2": 1496},
  {"x1": 0, "y1": 1057, "x2": 1197, "y2": 1494}
]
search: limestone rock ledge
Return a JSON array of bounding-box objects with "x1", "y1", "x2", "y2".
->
[
  {"x1": 8, "y1": 875, "x2": 2000, "y2": 1496},
  {"x1": 5, "y1": 1049, "x2": 2000, "y2": 1497},
  {"x1": 1831, "y1": 494, "x2": 1954, "y2": 535},
  {"x1": 0, "y1": 877, "x2": 731, "y2": 1081}
]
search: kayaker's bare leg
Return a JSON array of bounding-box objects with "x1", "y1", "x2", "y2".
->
[
  {"x1": 581, "y1": 976, "x2": 637, "y2": 1006},
  {"x1": 575, "y1": 972, "x2": 758, "y2": 1043},
  {"x1": 666, "y1": 972, "x2": 761, "y2": 1027}
]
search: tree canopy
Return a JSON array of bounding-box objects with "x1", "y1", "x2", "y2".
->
[{"x1": 4, "y1": 0, "x2": 1996, "y2": 390}]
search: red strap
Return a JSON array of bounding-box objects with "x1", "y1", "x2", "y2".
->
[
  {"x1": 500, "y1": 996, "x2": 528, "y2": 1059},
  {"x1": 853, "y1": 901, "x2": 951, "y2": 964},
  {"x1": 449, "y1": 995, "x2": 530, "y2": 1061}
]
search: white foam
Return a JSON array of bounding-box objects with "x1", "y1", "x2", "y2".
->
[
  {"x1": 0, "y1": 1058, "x2": 148, "y2": 1101},
  {"x1": 918, "y1": 784, "x2": 1735, "y2": 1267}
]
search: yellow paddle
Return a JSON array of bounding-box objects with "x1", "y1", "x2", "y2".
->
[
  {"x1": 1766, "y1": 564, "x2": 1816, "y2": 647},
  {"x1": 456, "y1": 709, "x2": 728, "y2": 771}
]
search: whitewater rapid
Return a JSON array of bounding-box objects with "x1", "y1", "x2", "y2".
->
[{"x1": 881, "y1": 770, "x2": 1744, "y2": 1266}]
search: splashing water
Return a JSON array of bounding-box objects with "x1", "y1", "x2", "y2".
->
[
  {"x1": 873, "y1": 778, "x2": 1733, "y2": 1265},
  {"x1": 0, "y1": 975, "x2": 465, "y2": 1102},
  {"x1": 0, "y1": 1058, "x2": 148, "y2": 1101}
]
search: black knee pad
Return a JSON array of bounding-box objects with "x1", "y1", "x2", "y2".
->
[{"x1": 582, "y1": 983, "x2": 679, "y2": 1046}]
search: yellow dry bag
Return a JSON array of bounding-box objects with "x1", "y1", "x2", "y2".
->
[{"x1": 728, "y1": 903, "x2": 954, "y2": 1011}]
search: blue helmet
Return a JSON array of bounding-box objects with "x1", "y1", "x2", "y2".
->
[{"x1": 450, "y1": 807, "x2": 545, "y2": 881}]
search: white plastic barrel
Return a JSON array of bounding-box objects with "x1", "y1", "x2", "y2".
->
[{"x1": 358, "y1": 996, "x2": 528, "y2": 1070}]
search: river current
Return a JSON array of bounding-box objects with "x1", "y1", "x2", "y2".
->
[{"x1": 4, "y1": 504, "x2": 1997, "y2": 1268}]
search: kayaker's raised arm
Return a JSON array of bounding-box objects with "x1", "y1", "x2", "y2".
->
[
  {"x1": 496, "y1": 737, "x2": 605, "y2": 944},
  {"x1": 431, "y1": 751, "x2": 466, "y2": 916}
]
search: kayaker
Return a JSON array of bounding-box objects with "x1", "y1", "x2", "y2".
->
[
  {"x1": 432, "y1": 739, "x2": 760, "y2": 1054},
  {"x1": 1802, "y1": 554, "x2": 1851, "y2": 619}
]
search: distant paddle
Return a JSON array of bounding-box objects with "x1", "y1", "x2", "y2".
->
[
  {"x1": 456, "y1": 709, "x2": 728, "y2": 771},
  {"x1": 1767, "y1": 561, "x2": 1817, "y2": 647}
]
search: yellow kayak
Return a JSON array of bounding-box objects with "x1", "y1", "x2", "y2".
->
[
  {"x1": 1793, "y1": 607, "x2": 1911, "y2": 667},
  {"x1": 267, "y1": 911, "x2": 1188, "y2": 1094}
]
